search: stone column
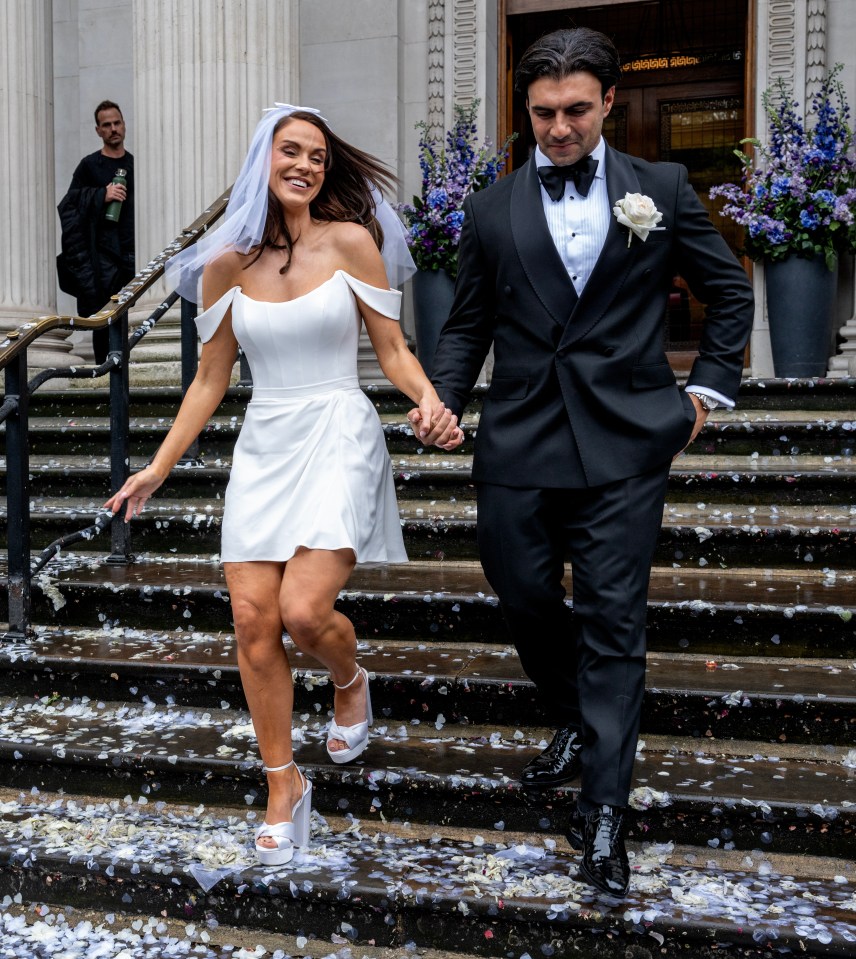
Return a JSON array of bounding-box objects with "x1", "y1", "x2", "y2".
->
[
  {"x1": 824, "y1": 0, "x2": 856, "y2": 376},
  {"x1": 0, "y1": 1, "x2": 84, "y2": 371},
  {"x1": 300, "y1": 0, "x2": 412, "y2": 386},
  {"x1": 129, "y1": 0, "x2": 297, "y2": 386}
]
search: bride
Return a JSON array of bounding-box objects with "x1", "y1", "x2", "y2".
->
[{"x1": 105, "y1": 103, "x2": 463, "y2": 866}]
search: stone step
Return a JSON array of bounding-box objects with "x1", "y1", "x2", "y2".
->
[
  {"x1": 8, "y1": 497, "x2": 855, "y2": 569},
  {"x1": 18, "y1": 413, "x2": 462, "y2": 460},
  {"x1": 0, "y1": 695, "x2": 852, "y2": 857},
  {"x1": 0, "y1": 788, "x2": 853, "y2": 957},
  {"x1": 0, "y1": 627, "x2": 852, "y2": 746},
  {"x1": 23, "y1": 378, "x2": 856, "y2": 418},
  {"x1": 400, "y1": 499, "x2": 856, "y2": 566},
  {"x1": 3, "y1": 452, "x2": 856, "y2": 505},
  {"x1": 0, "y1": 899, "x2": 360, "y2": 959},
  {"x1": 692, "y1": 410, "x2": 856, "y2": 457},
  {"x1": 16, "y1": 408, "x2": 856, "y2": 459},
  {"x1": 7, "y1": 556, "x2": 854, "y2": 658}
]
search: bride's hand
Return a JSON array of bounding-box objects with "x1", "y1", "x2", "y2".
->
[{"x1": 104, "y1": 465, "x2": 166, "y2": 521}]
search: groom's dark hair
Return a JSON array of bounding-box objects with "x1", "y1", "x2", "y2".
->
[{"x1": 515, "y1": 27, "x2": 621, "y2": 99}]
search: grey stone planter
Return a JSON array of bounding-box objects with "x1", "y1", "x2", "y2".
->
[
  {"x1": 411, "y1": 268, "x2": 455, "y2": 380},
  {"x1": 766, "y1": 255, "x2": 838, "y2": 377}
]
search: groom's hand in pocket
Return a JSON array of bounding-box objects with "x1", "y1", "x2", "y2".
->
[{"x1": 674, "y1": 393, "x2": 709, "y2": 459}]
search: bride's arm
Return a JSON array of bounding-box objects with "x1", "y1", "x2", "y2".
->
[
  {"x1": 341, "y1": 227, "x2": 463, "y2": 450},
  {"x1": 104, "y1": 260, "x2": 241, "y2": 520}
]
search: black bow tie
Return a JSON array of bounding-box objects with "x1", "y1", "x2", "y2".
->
[{"x1": 537, "y1": 156, "x2": 598, "y2": 200}]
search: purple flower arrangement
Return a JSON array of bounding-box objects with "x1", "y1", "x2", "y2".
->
[
  {"x1": 710, "y1": 64, "x2": 856, "y2": 270},
  {"x1": 397, "y1": 101, "x2": 515, "y2": 278}
]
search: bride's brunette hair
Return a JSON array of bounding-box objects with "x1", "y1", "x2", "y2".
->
[{"x1": 248, "y1": 111, "x2": 396, "y2": 274}]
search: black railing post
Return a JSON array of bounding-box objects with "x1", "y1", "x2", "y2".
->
[
  {"x1": 180, "y1": 296, "x2": 199, "y2": 394},
  {"x1": 107, "y1": 309, "x2": 134, "y2": 564},
  {"x1": 178, "y1": 296, "x2": 203, "y2": 465},
  {"x1": 4, "y1": 349, "x2": 32, "y2": 639},
  {"x1": 238, "y1": 348, "x2": 252, "y2": 387}
]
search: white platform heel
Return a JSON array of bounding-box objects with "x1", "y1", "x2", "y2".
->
[
  {"x1": 254, "y1": 760, "x2": 312, "y2": 867},
  {"x1": 326, "y1": 666, "x2": 373, "y2": 764}
]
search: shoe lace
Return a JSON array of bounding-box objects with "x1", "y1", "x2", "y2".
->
[{"x1": 589, "y1": 807, "x2": 623, "y2": 857}]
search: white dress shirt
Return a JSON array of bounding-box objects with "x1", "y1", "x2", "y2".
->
[
  {"x1": 535, "y1": 139, "x2": 733, "y2": 409},
  {"x1": 535, "y1": 139, "x2": 610, "y2": 297}
]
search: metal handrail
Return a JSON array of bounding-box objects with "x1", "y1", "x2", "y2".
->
[
  {"x1": 1, "y1": 188, "x2": 232, "y2": 640},
  {"x1": 0, "y1": 189, "x2": 230, "y2": 371}
]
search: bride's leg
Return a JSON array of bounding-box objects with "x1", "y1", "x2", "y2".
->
[
  {"x1": 278, "y1": 547, "x2": 364, "y2": 753},
  {"x1": 224, "y1": 560, "x2": 305, "y2": 845}
]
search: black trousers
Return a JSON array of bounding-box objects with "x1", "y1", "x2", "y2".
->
[
  {"x1": 78, "y1": 262, "x2": 134, "y2": 365},
  {"x1": 477, "y1": 462, "x2": 670, "y2": 810}
]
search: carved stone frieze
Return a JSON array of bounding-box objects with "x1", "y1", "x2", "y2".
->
[
  {"x1": 805, "y1": 0, "x2": 827, "y2": 104},
  {"x1": 428, "y1": 0, "x2": 446, "y2": 138},
  {"x1": 767, "y1": 0, "x2": 796, "y2": 94},
  {"x1": 452, "y1": 0, "x2": 478, "y2": 107}
]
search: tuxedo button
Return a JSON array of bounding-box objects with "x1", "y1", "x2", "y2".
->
[
  {"x1": 602, "y1": 346, "x2": 616, "y2": 356},
  {"x1": 643, "y1": 268, "x2": 652, "y2": 277},
  {"x1": 503, "y1": 285, "x2": 512, "y2": 295}
]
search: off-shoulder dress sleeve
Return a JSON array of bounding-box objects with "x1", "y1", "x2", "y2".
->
[
  {"x1": 195, "y1": 286, "x2": 240, "y2": 343},
  {"x1": 340, "y1": 272, "x2": 402, "y2": 320}
]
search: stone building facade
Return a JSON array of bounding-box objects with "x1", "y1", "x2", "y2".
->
[{"x1": 1, "y1": 0, "x2": 854, "y2": 380}]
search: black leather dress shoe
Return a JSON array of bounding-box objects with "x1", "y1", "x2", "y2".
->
[
  {"x1": 566, "y1": 804, "x2": 629, "y2": 898},
  {"x1": 520, "y1": 726, "x2": 583, "y2": 788}
]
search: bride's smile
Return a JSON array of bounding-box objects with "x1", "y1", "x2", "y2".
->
[{"x1": 269, "y1": 120, "x2": 327, "y2": 209}]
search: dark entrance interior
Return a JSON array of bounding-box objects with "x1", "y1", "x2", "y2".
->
[{"x1": 504, "y1": 0, "x2": 751, "y2": 366}]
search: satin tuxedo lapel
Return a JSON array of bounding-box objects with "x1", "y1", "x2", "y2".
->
[
  {"x1": 510, "y1": 157, "x2": 578, "y2": 328},
  {"x1": 559, "y1": 147, "x2": 642, "y2": 349}
]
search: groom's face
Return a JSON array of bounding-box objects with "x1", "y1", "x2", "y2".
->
[{"x1": 526, "y1": 71, "x2": 615, "y2": 166}]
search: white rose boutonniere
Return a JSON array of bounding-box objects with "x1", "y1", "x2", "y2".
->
[{"x1": 613, "y1": 193, "x2": 664, "y2": 247}]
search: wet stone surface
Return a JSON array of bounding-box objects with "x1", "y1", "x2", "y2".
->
[
  {"x1": 8, "y1": 554, "x2": 854, "y2": 658},
  {"x1": 0, "y1": 793, "x2": 853, "y2": 957},
  {"x1": 0, "y1": 693, "x2": 853, "y2": 853},
  {"x1": 4, "y1": 628, "x2": 851, "y2": 742},
  {"x1": 2, "y1": 380, "x2": 855, "y2": 954}
]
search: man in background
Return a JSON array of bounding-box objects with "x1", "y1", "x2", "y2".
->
[{"x1": 57, "y1": 100, "x2": 135, "y2": 364}]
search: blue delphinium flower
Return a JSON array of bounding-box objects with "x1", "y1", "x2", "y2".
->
[
  {"x1": 770, "y1": 176, "x2": 790, "y2": 198},
  {"x1": 426, "y1": 188, "x2": 448, "y2": 210},
  {"x1": 709, "y1": 63, "x2": 856, "y2": 269},
  {"x1": 800, "y1": 209, "x2": 820, "y2": 229},
  {"x1": 396, "y1": 100, "x2": 516, "y2": 277}
]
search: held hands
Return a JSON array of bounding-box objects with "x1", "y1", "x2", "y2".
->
[
  {"x1": 408, "y1": 401, "x2": 464, "y2": 451},
  {"x1": 104, "y1": 465, "x2": 166, "y2": 521}
]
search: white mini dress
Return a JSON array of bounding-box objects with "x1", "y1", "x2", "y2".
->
[{"x1": 195, "y1": 270, "x2": 408, "y2": 565}]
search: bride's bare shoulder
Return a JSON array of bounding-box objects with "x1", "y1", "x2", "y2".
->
[
  {"x1": 326, "y1": 221, "x2": 384, "y2": 274},
  {"x1": 202, "y1": 249, "x2": 245, "y2": 304},
  {"x1": 324, "y1": 220, "x2": 372, "y2": 248}
]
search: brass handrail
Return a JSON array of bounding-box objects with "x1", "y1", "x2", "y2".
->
[{"x1": 0, "y1": 188, "x2": 231, "y2": 371}]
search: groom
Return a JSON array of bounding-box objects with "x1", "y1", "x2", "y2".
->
[{"x1": 414, "y1": 27, "x2": 754, "y2": 897}]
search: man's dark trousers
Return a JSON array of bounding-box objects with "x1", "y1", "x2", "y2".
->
[{"x1": 477, "y1": 461, "x2": 669, "y2": 811}]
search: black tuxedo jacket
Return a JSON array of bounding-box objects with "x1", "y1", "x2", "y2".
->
[{"x1": 432, "y1": 146, "x2": 755, "y2": 488}]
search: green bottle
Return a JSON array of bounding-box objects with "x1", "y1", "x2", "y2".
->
[{"x1": 104, "y1": 168, "x2": 127, "y2": 223}]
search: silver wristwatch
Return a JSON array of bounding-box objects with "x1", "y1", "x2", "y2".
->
[{"x1": 687, "y1": 391, "x2": 720, "y2": 412}]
